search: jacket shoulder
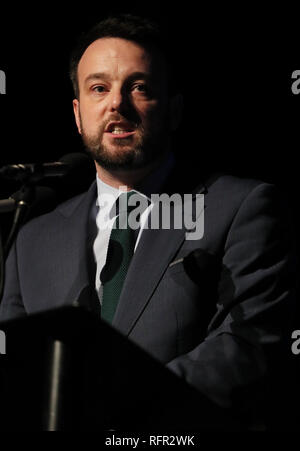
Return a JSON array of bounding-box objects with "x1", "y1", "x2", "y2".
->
[
  {"x1": 202, "y1": 172, "x2": 280, "y2": 208},
  {"x1": 16, "y1": 190, "x2": 90, "y2": 242},
  {"x1": 203, "y1": 172, "x2": 271, "y2": 195}
]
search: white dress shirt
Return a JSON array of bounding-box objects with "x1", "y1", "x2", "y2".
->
[{"x1": 93, "y1": 152, "x2": 175, "y2": 303}]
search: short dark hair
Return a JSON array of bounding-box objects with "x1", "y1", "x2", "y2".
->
[{"x1": 69, "y1": 14, "x2": 176, "y2": 98}]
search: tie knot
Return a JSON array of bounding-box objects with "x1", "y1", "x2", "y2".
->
[
  {"x1": 110, "y1": 190, "x2": 150, "y2": 219},
  {"x1": 117, "y1": 191, "x2": 136, "y2": 215},
  {"x1": 111, "y1": 191, "x2": 150, "y2": 230}
]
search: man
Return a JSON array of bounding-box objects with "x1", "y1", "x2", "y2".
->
[{"x1": 0, "y1": 15, "x2": 297, "y2": 429}]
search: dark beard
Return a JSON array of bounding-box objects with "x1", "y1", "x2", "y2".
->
[{"x1": 80, "y1": 117, "x2": 170, "y2": 171}]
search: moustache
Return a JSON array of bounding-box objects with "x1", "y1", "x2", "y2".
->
[{"x1": 101, "y1": 115, "x2": 139, "y2": 134}]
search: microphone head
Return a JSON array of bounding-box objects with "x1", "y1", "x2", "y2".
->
[
  {"x1": 59, "y1": 152, "x2": 92, "y2": 169},
  {"x1": 59, "y1": 152, "x2": 95, "y2": 179},
  {"x1": 0, "y1": 153, "x2": 95, "y2": 220}
]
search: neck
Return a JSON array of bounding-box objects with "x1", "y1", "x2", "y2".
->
[{"x1": 95, "y1": 152, "x2": 171, "y2": 191}]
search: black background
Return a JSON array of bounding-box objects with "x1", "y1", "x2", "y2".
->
[
  {"x1": 1, "y1": 2, "x2": 299, "y2": 305},
  {"x1": 0, "y1": 4, "x2": 299, "y2": 179},
  {"x1": 1, "y1": 4, "x2": 300, "y2": 217},
  {"x1": 0, "y1": 2, "x2": 300, "y2": 421},
  {"x1": 0, "y1": 16, "x2": 299, "y2": 267}
]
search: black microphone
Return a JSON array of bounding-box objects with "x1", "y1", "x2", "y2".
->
[{"x1": 0, "y1": 153, "x2": 92, "y2": 182}]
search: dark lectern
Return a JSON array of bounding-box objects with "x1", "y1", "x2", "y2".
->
[{"x1": 0, "y1": 305, "x2": 239, "y2": 431}]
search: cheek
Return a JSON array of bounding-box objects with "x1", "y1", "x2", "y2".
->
[
  {"x1": 147, "y1": 108, "x2": 168, "y2": 133},
  {"x1": 139, "y1": 100, "x2": 168, "y2": 127},
  {"x1": 79, "y1": 103, "x2": 104, "y2": 130}
]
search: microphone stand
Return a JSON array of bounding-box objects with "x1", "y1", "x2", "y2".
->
[
  {"x1": 3, "y1": 185, "x2": 35, "y2": 259},
  {"x1": 0, "y1": 184, "x2": 35, "y2": 302}
]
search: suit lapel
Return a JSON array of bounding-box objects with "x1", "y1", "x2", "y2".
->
[
  {"x1": 113, "y1": 183, "x2": 206, "y2": 335},
  {"x1": 56, "y1": 182, "x2": 98, "y2": 309}
]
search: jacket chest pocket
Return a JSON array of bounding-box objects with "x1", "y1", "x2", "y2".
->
[
  {"x1": 165, "y1": 249, "x2": 220, "y2": 287},
  {"x1": 161, "y1": 250, "x2": 220, "y2": 342}
]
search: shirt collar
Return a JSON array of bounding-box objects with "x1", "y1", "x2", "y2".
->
[{"x1": 96, "y1": 152, "x2": 175, "y2": 211}]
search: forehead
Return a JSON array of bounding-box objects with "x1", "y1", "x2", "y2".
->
[{"x1": 77, "y1": 37, "x2": 165, "y2": 83}]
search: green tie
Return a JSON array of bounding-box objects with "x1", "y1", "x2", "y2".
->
[{"x1": 101, "y1": 191, "x2": 137, "y2": 323}]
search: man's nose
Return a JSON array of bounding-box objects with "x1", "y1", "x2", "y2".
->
[{"x1": 109, "y1": 88, "x2": 128, "y2": 112}]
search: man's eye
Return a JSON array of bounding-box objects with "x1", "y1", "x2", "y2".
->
[
  {"x1": 93, "y1": 86, "x2": 106, "y2": 93},
  {"x1": 133, "y1": 84, "x2": 148, "y2": 93}
]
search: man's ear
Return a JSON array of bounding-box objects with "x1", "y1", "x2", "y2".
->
[
  {"x1": 73, "y1": 99, "x2": 82, "y2": 134},
  {"x1": 169, "y1": 93, "x2": 183, "y2": 131}
]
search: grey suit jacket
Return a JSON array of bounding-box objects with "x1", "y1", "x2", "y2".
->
[{"x1": 0, "y1": 173, "x2": 296, "y2": 423}]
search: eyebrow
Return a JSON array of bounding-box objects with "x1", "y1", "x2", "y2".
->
[
  {"x1": 84, "y1": 71, "x2": 151, "y2": 86},
  {"x1": 84, "y1": 72, "x2": 111, "y2": 85}
]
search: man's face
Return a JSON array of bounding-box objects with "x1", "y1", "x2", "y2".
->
[{"x1": 73, "y1": 37, "x2": 175, "y2": 171}]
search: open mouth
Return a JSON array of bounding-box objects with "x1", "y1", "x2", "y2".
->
[{"x1": 104, "y1": 122, "x2": 136, "y2": 138}]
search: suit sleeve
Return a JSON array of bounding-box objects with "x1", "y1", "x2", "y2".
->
[
  {"x1": 0, "y1": 240, "x2": 26, "y2": 322},
  {"x1": 166, "y1": 183, "x2": 297, "y2": 418}
]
